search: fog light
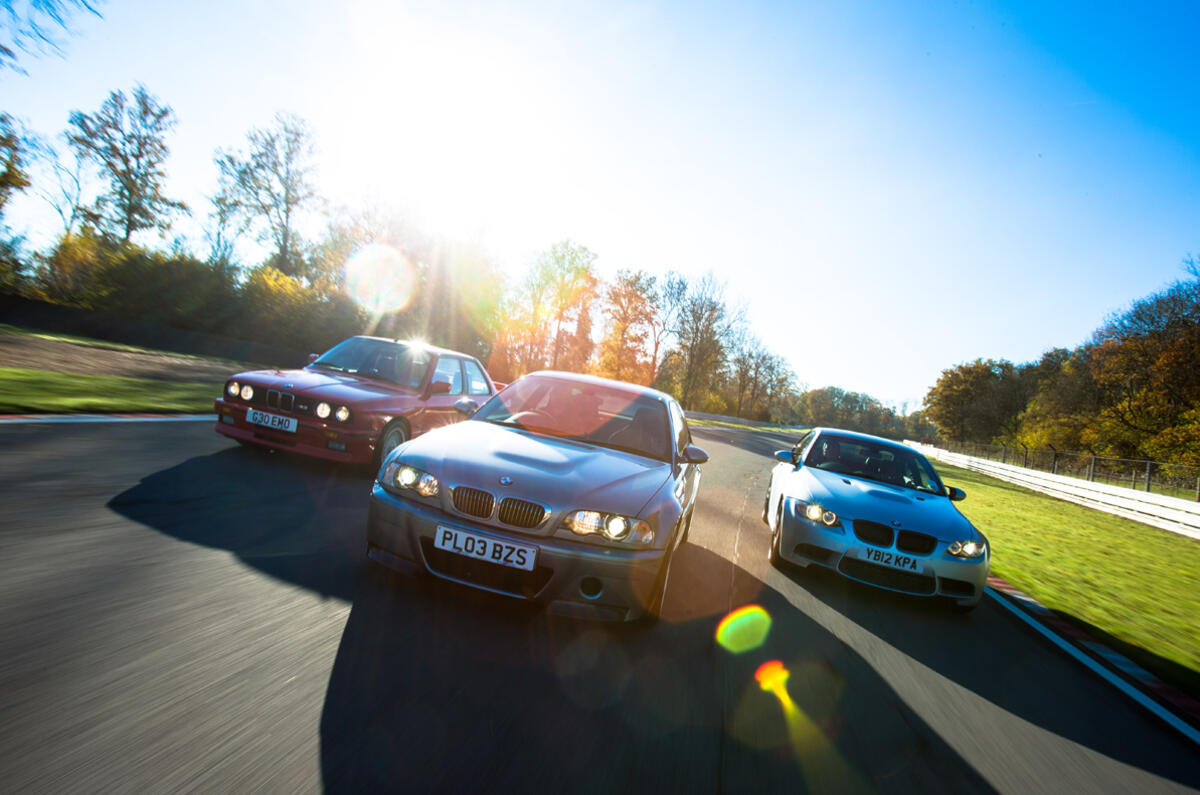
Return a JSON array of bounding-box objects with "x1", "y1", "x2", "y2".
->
[
  {"x1": 221, "y1": 415, "x2": 235, "y2": 425},
  {"x1": 579, "y1": 577, "x2": 603, "y2": 599},
  {"x1": 327, "y1": 441, "x2": 347, "y2": 452}
]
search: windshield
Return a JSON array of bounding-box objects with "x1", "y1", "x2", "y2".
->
[
  {"x1": 805, "y1": 433, "x2": 945, "y2": 495},
  {"x1": 473, "y1": 375, "x2": 672, "y2": 462},
  {"x1": 311, "y1": 338, "x2": 433, "y2": 388}
]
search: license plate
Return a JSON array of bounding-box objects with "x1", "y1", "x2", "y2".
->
[
  {"x1": 434, "y1": 526, "x2": 537, "y2": 571},
  {"x1": 246, "y1": 408, "x2": 298, "y2": 433},
  {"x1": 860, "y1": 547, "x2": 919, "y2": 571}
]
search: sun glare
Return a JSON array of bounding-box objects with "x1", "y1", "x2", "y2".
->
[
  {"x1": 316, "y1": 3, "x2": 583, "y2": 282},
  {"x1": 344, "y1": 243, "x2": 417, "y2": 317}
]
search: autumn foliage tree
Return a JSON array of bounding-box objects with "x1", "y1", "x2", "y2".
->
[
  {"x1": 215, "y1": 113, "x2": 319, "y2": 280},
  {"x1": 67, "y1": 84, "x2": 186, "y2": 241},
  {"x1": 595, "y1": 269, "x2": 657, "y2": 383}
]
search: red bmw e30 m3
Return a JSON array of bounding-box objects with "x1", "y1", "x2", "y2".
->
[{"x1": 214, "y1": 336, "x2": 499, "y2": 465}]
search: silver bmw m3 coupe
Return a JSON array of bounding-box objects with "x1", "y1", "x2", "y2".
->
[
  {"x1": 764, "y1": 427, "x2": 989, "y2": 610},
  {"x1": 366, "y1": 371, "x2": 709, "y2": 622}
]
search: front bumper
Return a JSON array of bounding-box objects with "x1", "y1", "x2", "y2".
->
[
  {"x1": 777, "y1": 499, "x2": 988, "y2": 606},
  {"x1": 366, "y1": 483, "x2": 667, "y2": 621},
  {"x1": 214, "y1": 398, "x2": 376, "y2": 464}
]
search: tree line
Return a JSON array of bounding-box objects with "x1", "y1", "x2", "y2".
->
[
  {"x1": 0, "y1": 82, "x2": 930, "y2": 433},
  {"x1": 923, "y1": 266, "x2": 1200, "y2": 465}
]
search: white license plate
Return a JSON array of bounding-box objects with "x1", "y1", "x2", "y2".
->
[
  {"x1": 434, "y1": 526, "x2": 537, "y2": 571},
  {"x1": 860, "y1": 547, "x2": 919, "y2": 571},
  {"x1": 246, "y1": 408, "x2": 298, "y2": 433}
]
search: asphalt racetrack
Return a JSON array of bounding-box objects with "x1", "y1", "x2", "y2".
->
[{"x1": 1, "y1": 421, "x2": 1197, "y2": 793}]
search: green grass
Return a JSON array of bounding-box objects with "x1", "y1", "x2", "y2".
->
[
  {"x1": 690, "y1": 418, "x2": 809, "y2": 433},
  {"x1": 935, "y1": 460, "x2": 1200, "y2": 692},
  {"x1": 0, "y1": 368, "x2": 219, "y2": 414},
  {"x1": 0, "y1": 323, "x2": 248, "y2": 367}
]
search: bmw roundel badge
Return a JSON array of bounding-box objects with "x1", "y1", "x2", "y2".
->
[{"x1": 499, "y1": 476, "x2": 513, "y2": 486}]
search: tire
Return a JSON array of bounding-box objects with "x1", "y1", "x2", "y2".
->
[
  {"x1": 768, "y1": 501, "x2": 785, "y2": 570},
  {"x1": 679, "y1": 508, "x2": 693, "y2": 545},
  {"x1": 375, "y1": 420, "x2": 409, "y2": 466},
  {"x1": 951, "y1": 599, "x2": 980, "y2": 614},
  {"x1": 635, "y1": 522, "x2": 681, "y2": 626},
  {"x1": 761, "y1": 492, "x2": 770, "y2": 525}
]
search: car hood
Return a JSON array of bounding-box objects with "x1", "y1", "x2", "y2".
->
[
  {"x1": 398, "y1": 420, "x2": 673, "y2": 533},
  {"x1": 237, "y1": 367, "x2": 409, "y2": 402},
  {"x1": 802, "y1": 467, "x2": 977, "y2": 541}
]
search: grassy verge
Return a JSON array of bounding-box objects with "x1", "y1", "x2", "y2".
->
[
  {"x1": 0, "y1": 322, "x2": 249, "y2": 367},
  {"x1": 690, "y1": 418, "x2": 808, "y2": 433},
  {"x1": 0, "y1": 368, "x2": 219, "y2": 414},
  {"x1": 935, "y1": 460, "x2": 1200, "y2": 694}
]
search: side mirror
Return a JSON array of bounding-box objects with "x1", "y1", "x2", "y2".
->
[
  {"x1": 454, "y1": 397, "x2": 478, "y2": 417},
  {"x1": 774, "y1": 449, "x2": 797, "y2": 466},
  {"x1": 306, "y1": 353, "x2": 320, "y2": 365},
  {"x1": 426, "y1": 379, "x2": 452, "y2": 397},
  {"x1": 683, "y1": 445, "x2": 709, "y2": 464},
  {"x1": 947, "y1": 486, "x2": 966, "y2": 501}
]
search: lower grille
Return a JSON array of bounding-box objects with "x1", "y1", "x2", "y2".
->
[
  {"x1": 420, "y1": 538, "x2": 552, "y2": 598},
  {"x1": 795, "y1": 543, "x2": 836, "y2": 564},
  {"x1": 253, "y1": 431, "x2": 296, "y2": 447},
  {"x1": 939, "y1": 577, "x2": 975, "y2": 597},
  {"x1": 453, "y1": 486, "x2": 495, "y2": 519},
  {"x1": 896, "y1": 530, "x2": 937, "y2": 555},
  {"x1": 498, "y1": 498, "x2": 546, "y2": 529},
  {"x1": 838, "y1": 558, "x2": 936, "y2": 595},
  {"x1": 853, "y1": 520, "x2": 894, "y2": 547}
]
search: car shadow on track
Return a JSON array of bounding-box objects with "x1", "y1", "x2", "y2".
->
[
  {"x1": 108, "y1": 446, "x2": 371, "y2": 601},
  {"x1": 771, "y1": 561, "x2": 1200, "y2": 789},
  {"x1": 108, "y1": 446, "x2": 994, "y2": 794},
  {"x1": 318, "y1": 544, "x2": 995, "y2": 794}
]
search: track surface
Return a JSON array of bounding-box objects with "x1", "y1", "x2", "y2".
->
[{"x1": 1, "y1": 422, "x2": 1197, "y2": 793}]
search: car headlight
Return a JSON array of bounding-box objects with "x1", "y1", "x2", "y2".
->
[
  {"x1": 563, "y1": 509, "x2": 653, "y2": 545},
  {"x1": 947, "y1": 539, "x2": 986, "y2": 558},
  {"x1": 227, "y1": 381, "x2": 240, "y2": 397},
  {"x1": 240, "y1": 384, "x2": 254, "y2": 400},
  {"x1": 381, "y1": 461, "x2": 440, "y2": 498},
  {"x1": 316, "y1": 402, "x2": 331, "y2": 419},
  {"x1": 335, "y1": 405, "x2": 351, "y2": 422},
  {"x1": 799, "y1": 501, "x2": 840, "y2": 527}
]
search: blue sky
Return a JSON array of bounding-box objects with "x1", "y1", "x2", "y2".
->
[{"x1": 4, "y1": 0, "x2": 1198, "y2": 408}]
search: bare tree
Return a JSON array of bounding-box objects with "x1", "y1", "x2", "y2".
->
[
  {"x1": 27, "y1": 132, "x2": 91, "y2": 235},
  {"x1": 671, "y1": 273, "x2": 738, "y2": 410},
  {"x1": 215, "y1": 113, "x2": 319, "y2": 279},
  {"x1": 67, "y1": 84, "x2": 186, "y2": 242},
  {"x1": 1, "y1": 0, "x2": 101, "y2": 72}
]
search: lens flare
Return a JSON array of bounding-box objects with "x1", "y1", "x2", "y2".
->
[
  {"x1": 344, "y1": 243, "x2": 417, "y2": 316},
  {"x1": 715, "y1": 604, "x2": 772, "y2": 654},
  {"x1": 751, "y1": 660, "x2": 871, "y2": 792}
]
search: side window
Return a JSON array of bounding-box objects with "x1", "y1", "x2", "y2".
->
[
  {"x1": 793, "y1": 430, "x2": 815, "y2": 458},
  {"x1": 462, "y1": 359, "x2": 492, "y2": 396},
  {"x1": 431, "y1": 357, "x2": 464, "y2": 395},
  {"x1": 407, "y1": 350, "x2": 433, "y2": 389},
  {"x1": 668, "y1": 401, "x2": 690, "y2": 453}
]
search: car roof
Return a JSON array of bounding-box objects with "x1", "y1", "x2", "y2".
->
[
  {"x1": 810, "y1": 426, "x2": 908, "y2": 449},
  {"x1": 353, "y1": 336, "x2": 471, "y2": 359},
  {"x1": 521, "y1": 370, "x2": 675, "y2": 404}
]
